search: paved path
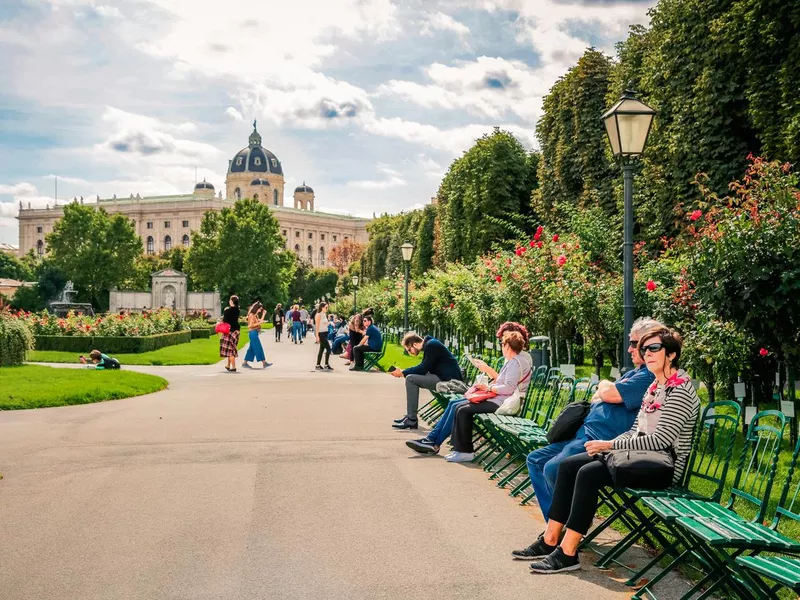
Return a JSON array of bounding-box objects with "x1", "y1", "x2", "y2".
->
[{"x1": 0, "y1": 332, "x2": 690, "y2": 599}]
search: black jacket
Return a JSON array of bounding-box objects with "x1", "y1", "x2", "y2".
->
[{"x1": 402, "y1": 336, "x2": 462, "y2": 381}]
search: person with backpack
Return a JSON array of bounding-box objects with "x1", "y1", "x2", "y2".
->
[
  {"x1": 79, "y1": 349, "x2": 121, "y2": 369},
  {"x1": 273, "y1": 303, "x2": 285, "y2": 342}
]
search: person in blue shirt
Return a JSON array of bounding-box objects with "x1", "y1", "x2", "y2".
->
[
  {"x1": 389, "y1": 333, "x2": 463, "y2": 430},
  {"x1": 350, "y1": 315, "x2": 382, "y2": 371},
  {"x1": 512, "y1": 317, "x2": 662, "y2": 555}
]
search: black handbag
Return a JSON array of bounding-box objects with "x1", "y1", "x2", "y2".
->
[
  {"x1": 600, "y1": 448, "x2": 675, "y2": 489},
  {"x1": 546, "y1": 401, "x2": 591, "y2": 443}
]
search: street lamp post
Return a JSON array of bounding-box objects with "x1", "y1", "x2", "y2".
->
[
  {"x1": 400, "y1": 243, "x2": 414, "y2": 332},
  {"x1": 351, "y1": 274, "x2": 359, "y2": 315},
  {"x1": 601, "y1": 86, "x2": 656, "y2": 372}
]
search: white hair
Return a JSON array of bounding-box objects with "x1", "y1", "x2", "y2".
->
[{"x1": 630, "y1": 317, "x2": 664, "y2": 338}]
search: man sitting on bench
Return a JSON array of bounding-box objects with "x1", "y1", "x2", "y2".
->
[
  {"x1": 389, "y1": 332, "x2": 463, "y2": 430},
  {"x1": 350, "y1": 315, "x2": 382, "y2": 372}
]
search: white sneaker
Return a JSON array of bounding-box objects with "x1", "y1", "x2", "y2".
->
[{"x1": 445, "y1": 452, "x2": 475, "y2": 463}]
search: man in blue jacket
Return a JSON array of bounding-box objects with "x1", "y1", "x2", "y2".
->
[
  {"x1": 389, "y1": 333, "x2": 463, "y2": 430},
  {"x1": 511, "y1": 317, "x2": 662, "y2": 560}
]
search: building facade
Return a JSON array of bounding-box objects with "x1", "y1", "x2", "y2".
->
[{"x1": 16, "y1": 122, "x2": 369, "y2": 267}]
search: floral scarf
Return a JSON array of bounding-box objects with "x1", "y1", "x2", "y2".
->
[{"x1": 638, "y1": 370, "x2": 688, "y2": 435}]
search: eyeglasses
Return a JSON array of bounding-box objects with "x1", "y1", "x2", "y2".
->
[
  {"x1": 628, "y1": 339, "x2": 640, "y2": 348},
  {"x1": 640, "y1": 342, "x2": 664, "y2": 355}
]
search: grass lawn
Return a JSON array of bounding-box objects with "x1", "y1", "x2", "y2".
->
[
  {"x1": 0, "y1": 365, "x2": 167, "y2": 410},
  {"x1": 28, "y1": 333, "x2": 249, "y2": 366}
]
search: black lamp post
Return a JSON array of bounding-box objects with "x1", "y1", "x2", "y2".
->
[
  {"x1": 351, "y1": 274, "x2": 359, "y2": 315},
  {"x1": 601, "y1": 86, "x2": 656, "y2": 372},
  {"x1": 400, "y1": 242, "x2": 414, "y2": 332}
]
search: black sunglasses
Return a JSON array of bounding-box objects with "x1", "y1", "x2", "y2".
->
[
  {"x1": 639, "y1": 342, "x2": 664, "y2": 356},
  {"x1": 628, "y1": 339, "x2": 640, "y2": 348}
]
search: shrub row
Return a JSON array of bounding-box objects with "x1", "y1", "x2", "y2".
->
[
  {"x1": 190, "y1": 327, "x2": 212, "y2": 339},
  {"x1": 0, "y1": 312, "x2": 34, "y2": 366},
  {"x1": 34, "y1": 329, "x2": 192, "y2": 354}
]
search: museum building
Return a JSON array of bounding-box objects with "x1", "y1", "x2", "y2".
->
[{"x1": 16, "y1": 122, "x2": 370, "y2": 266}]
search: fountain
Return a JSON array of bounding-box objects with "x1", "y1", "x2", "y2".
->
[{"x1": 49, "y1": 281, "x2": 95, "y2": 317}]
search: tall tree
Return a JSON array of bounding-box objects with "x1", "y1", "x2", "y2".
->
[
  {"x1": 46, "y1": 202, "x2": 141, "y2": 308},
  {"x1": 0, "y1": 252, "x2": 33, "y2": 281},
  {"x1": 436, "y1": 128, "x2": 537, "y2": 263},
  {"x1": 186, "y1": 198, "x2": 295, "y2": 309},
  {"x1": 327, "y1": 238, "x2": 365, "y2": 275}
]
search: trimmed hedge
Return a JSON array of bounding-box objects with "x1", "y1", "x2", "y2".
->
[
  {"x1": 34, "y1": 329, "x2": 192, "y2": 354},
  {"x1": 191, "y1": 327, "x2": 212, "y2": 339}
]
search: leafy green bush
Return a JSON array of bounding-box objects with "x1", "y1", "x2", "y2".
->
[
  {"x1": 190, "y1": 328, "x2": 212, "y2": 339},
  {"x1": 34, "y1": 329, "x2": 191, "y2": 354},
  {"x1": 0, "y1": 311, "x2": 34, "y2": 366}
]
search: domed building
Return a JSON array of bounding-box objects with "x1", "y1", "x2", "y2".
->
[{"x1": 16, "y1": 122, "x2": 369, "y2": 269}]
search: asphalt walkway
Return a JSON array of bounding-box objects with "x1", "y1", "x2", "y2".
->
[{"x1": 0, "y1": 331, "x2": 692, "y2": 599}]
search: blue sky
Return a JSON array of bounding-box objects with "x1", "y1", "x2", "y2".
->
[{"x1": 0, "y1": 0, "x2": 656, "y2": 245}]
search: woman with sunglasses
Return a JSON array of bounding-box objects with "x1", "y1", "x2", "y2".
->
[{"x1": 526, "y1": 326, "x2": 699, "y2": 574}]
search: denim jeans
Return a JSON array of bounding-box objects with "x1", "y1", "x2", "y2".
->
[
  {"x1": 526, "y1": 436, "x2": 590, "y2": 520},
  {"x1": 428, "y1": 398, "x2": 468, "y2": 446},
  {"x1": 292, "y1": 321, "x2": 302, "y2": 342},
  {"x1": 244, "y1": 329, "x2": 265, "y2": 363},
  {"x1": 330, "y1": 334, "x2": 348, "y2": 354}
]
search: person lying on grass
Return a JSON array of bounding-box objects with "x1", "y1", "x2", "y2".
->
[{"x1": 79, "y1": 349, "x2": 121, "y2": 370}]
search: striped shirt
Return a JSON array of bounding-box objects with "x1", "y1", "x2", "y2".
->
[{"x1": 611, "y1": 369, "x2": 699, "y2": 484}]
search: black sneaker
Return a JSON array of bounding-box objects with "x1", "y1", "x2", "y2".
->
[
  {"x1": 406, "y1": 439, "x2": 439, "y2": 454},
  {"x1": 392, "y1": 418, "x2": 419, "y2": 430},
  {"x1": 529, "y1": 548, "x2": 580, "y2": 574},
  {"x1": 393, "y1": 416, "x2": 407, "y2": 424},
  {"x1": 511, "y1": 534, "x2": 557, "y2": 560},
  {"x1": 315, "y1": 365, "x2": 324, "y2": 371},
  {"x1": 324, "y1": 365, "x2": 334, "y2": 371}
]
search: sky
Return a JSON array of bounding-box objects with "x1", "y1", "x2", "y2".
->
[{"x1": 0, "y1": 0, "x2": 657, "y2": 245}]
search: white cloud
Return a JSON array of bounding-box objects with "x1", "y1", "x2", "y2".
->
[
  {"x1": 379, "y1": 56, "x2": 546, "y2": 121},
  {"x1": 421, "y1": 12, "x2": 470, "y2": 40},
  {"x1": 347, "y1": 165, "x2": 406, "y2": 189},
  {"x1": 226, "y1": 107, "x2": 245, "y2": 122}
]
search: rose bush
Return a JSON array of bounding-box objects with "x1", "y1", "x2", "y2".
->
[{"x1": 12, "y1": 308, "x2": 188, "y2": 337}]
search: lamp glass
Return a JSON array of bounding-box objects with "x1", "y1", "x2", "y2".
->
[
  {"x1": 400, "y1": 242, "x2": 414, "y2": 262},
  {"x1": 352, "y1": 275, "x2": 359, "y2": 286},
  {"x1": 603, "y1": 114, "x2": 621, "y2": 155},
  {"x1": 601, "y1": 93, "x2": 656, "y2": 157}
]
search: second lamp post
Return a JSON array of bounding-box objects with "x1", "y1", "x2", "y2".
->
[
  {"x1": 352, "y1": 274, "x2": 359, "y2": 315},
  {"x1": 400, "y1": 243, "x2": 414, "y2": 332}
]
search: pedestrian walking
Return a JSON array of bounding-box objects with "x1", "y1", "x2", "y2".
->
[
  {"x1": 290, "y1": 304, "x2": 303, "y2": 344},
  {"x1": 299, "y1": 305, "x2": 309, "y2": 338},
  {"x1": 220, "y1": 295, "x2": 241, "y2": 372},
  {"x1": 243, "y1": 301, "x2": 273, "y2": 369},
  {"x1": 273, "y1": 303, "x2": 285, "y2": 342},
  {"x1": 314, "y1": 302, "x2": 333, "y2": 371}
]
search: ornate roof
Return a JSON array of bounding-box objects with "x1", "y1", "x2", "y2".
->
[
  {"x1": 250, "y1": 178, "x2": 271, "y2": 186},
  {"x1": 228, "y1": 121, "x2": 283, "y2": 175},
  {"x1": 295, "y1": 181, "x2": 314, "y2": 193}
]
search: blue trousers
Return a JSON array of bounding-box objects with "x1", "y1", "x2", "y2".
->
[
  {"x1": 428, "y1": 398, "x2": 468, "y2": 446},
  {"x1": 330, "y1": 334, "x2": 348, "y2": 354},
  {"x1": 244, "y1": 329, "x2": 265, "y2": 362},
  {"x1": 292, "y1": 321, "x2": 302, "y2": 342},
  {"x1": 526, "y1": 436, "x2": 590, "y2": 520}
]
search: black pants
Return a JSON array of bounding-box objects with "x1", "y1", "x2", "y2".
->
[
  {"x1": 451, "y1": 401, "x2": 498, "y2": 453},
  {"x1": 547, "y1": 452, "x2": 613, "y2": 535},
  {"x1": 274, "y1": 322, "x2": 282, "y2": 341},
  {"x1": 317, "y1": 332, "x2": 331, "y2": 366},
  {"x1": 353, "y1": 344, "x2": 375, "y2": 369}
]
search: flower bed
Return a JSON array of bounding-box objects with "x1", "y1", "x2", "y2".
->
[
  {"x1": 34, "y1": 329, "x2": 192, "y2": 354},
  {"x1": 15, "y1": 308, "x2": 188, "y2": 337}
]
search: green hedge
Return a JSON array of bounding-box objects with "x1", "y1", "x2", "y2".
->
[
  {"x1": 34, "y1": 330, "x2": 192, "y2": 354},
  {"x1": 1, "y1": 313, "x2": 34, "y2": 366},
  {"x1": 191, "y1": 328, "x2": 212, "y2": 339}
]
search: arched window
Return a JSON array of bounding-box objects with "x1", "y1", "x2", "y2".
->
[
  {"x1": 234, "y1": 188, "x2": 241, "y2": 200},
  {"x1": 146, "y1": 236, "x2": 154, "y2": 254},
  {"x1": 253, "y1": 193, "x2": 258, "y2": 201},
  {"x1": 273, "y1": 189, "x2": 279, "y2": 205},
  {"x1": 307, "y1": 245, "x2": 313, "y2": 262},
  {"x1": 254, "y1": 157, "x2": 261, "y2": 166},
  {"x1": 182, "y1": 234, "x2": 190, "y2": 248},
  {"x1": 294, "y1": 244, "x2": 300, "y2": 253},
  {"x1": 36, "y1": 239, "x2": 43, "y2": 256},
  {"x1": 319, "y1": 247, "x2": 326, "y2": 265},
  {"x1": 164, "y1": 235, "x2": 172, "y2": 251}
]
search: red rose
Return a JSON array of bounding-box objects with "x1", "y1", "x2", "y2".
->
[
  {"x1": 536, "y1": 225, "x2": 543, "y2": 235},
  {"x1": 529, "y1": 239, "x2": 536, "y2": 248},
  {"x1": 536, "y1": 241, "x2": 543, "y2": 249},
  {"x1": 759, "y1": 348, "x2": 769, "y2": 357},
  {"x1": 689, "y1": 210, "x2": 702, "y2": 221},
  {"x1": 507, "y1": 258, "x2": 512, "y2": 265},
  {"x1": 449, "y1": 303, "x2": 454, "y2": 309},
  {"x1": 515, "y1": 247, "x2": 525, "y2": 256},
  {"x1": 495, "y1": 275, "x2": 502, "y2": 283},
  {"x1": 552, "y1": 234, "x2": 559, "y2": 242},
  {"x1": 646, "y1": 280, "x2": 657, "y2": 292},
  {"x1": 556, "y1": 255, "x2": 567, "y2": 266}
]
